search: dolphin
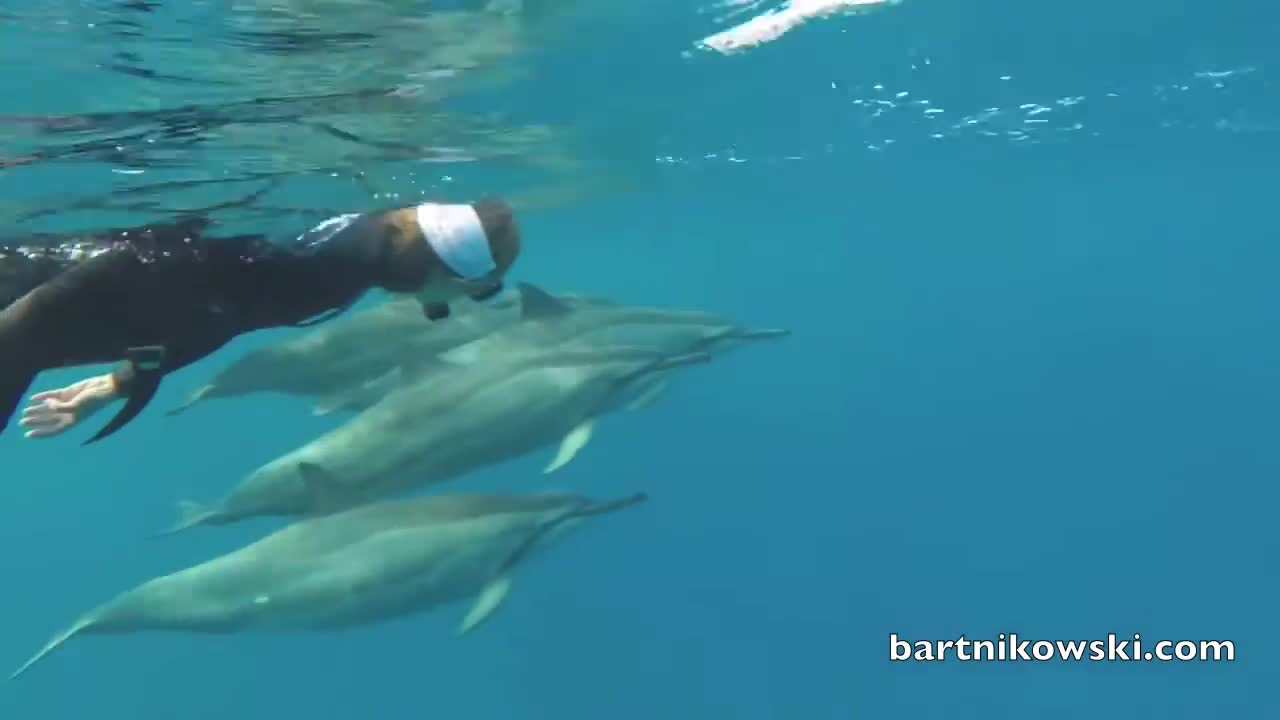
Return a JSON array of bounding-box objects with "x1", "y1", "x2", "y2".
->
[
  {"x1": 165, "y1": 284, "x2": 607, "y2": 415},
  {"x1": 436, "y1": 284, "x2": 789, "y2": 367},
  {"x1": 10, "y1": 491, "x2": 646, "y2": 681},
  {"x1": 159, "y1": 346, "x2": 706, "y2": 535},
  {"x1": 313, "y1": 284, "x2": 789, "y2": 416}
]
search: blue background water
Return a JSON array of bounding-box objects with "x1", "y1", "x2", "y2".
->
[{"x1": 1, "y1": 0, "x2": 1277, "y2": 717}]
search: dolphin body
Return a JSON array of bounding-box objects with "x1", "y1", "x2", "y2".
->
[
  {"x1": 314, "y1": 284, "x2": 790, "y2": 416},
  {"x1": 10, "y1": 491, "x2": 647, "y2": 681},
  {"x1": 440, "y1": 285, "x2": 790, "y2": 363},
  {"x1": 165, "y1": 285, "x2": 606, "y2": 415},
  {"x1": 161, "y1": 346, "x2": 706, "y2": 534}
]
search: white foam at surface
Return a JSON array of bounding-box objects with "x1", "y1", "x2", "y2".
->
[{"x1": 697, "y1": 0, "x2": 900, "y2": 55}]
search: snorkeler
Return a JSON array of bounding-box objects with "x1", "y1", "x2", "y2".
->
[{"x1": 0, "y1": 199, "x2": 521, "y2": 443}]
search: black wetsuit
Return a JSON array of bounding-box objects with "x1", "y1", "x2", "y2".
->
[
  {"x1": 0, "y1": 211, "x2": 425, "y2": 443},
  {"x1": 0, "y1": 217, "x2": 212, "y2": 309}
]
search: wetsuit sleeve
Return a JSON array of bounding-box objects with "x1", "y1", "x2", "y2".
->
[
  {"x1": 110, "y1": 362, "x2": 135, "y2": 396},
  {"x1": 218, "y1": 214, "x2": 402, "y2": 331},
  {"x1": 110, "y1": 332, "x2": 235, "y2": 396},
  {"x1": 291, "y1": 210, "x2": 429, "y2": 294},
  {"x1": 101, "y1": 216, "x2": 394, "y2": 398}
]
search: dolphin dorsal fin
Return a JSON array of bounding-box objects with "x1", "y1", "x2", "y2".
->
[
  {"x1": 297, "y1": 462, "x2": 357, "y2": 513},
  {"x1": 298, "y1": 462, "x2": 340, "y2": 490},
  {"x1": 516, "y1": 283, "x2": 572, "y2": 321}
]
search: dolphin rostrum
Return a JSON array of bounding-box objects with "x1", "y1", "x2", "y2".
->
[
  {"x1": 159, "y1": 346, "x2": 705, "y2": 535},
  {"x1": 10, "y1": 491, "x2": 646, "y2": 681}
]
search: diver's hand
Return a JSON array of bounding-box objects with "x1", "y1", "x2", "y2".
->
[{"x1": 18, "y1": 373, "x2": 121, "y2": 439}]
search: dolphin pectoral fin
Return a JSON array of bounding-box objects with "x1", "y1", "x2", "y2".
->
[
  {"x1": 85, "y1": 346, "x2": 166, "y2": 445},
  {"x1": 9, "y1": 617, "x2": 94, "y2": 682},
  {"x1": 459, "y1": 572, "x2": 513, "y2": 635},
  {"x1": 459, "y1": 493, "x2": 648, "y2": 629},
  {"x1": 516, "y1": 282, "x2": 572, "y2": 321},
  {"x1": 422, "y1": 302, "x2": 451, "y2": 321},
  {"x1": 543, "y1": 418, "x2": 596, "y2": 474},
  {"x1": 311, "y1": 395, "x2": 344, "y2": 416},
  {"x1": 466, "y1": 492, "x2": 648, "y2": 630},
  {"x1": 297, "y1": 462, "x2": 358, "y2": 513},
  {"x1": 625, "y1": 378, "x2": 669, "y2": 412},
  {"x1": 164, "y1": 383, "x2": 214, "y2": 416},
  {"x1": 148, "y1": 500, "x2": 219, "y2": 539}
]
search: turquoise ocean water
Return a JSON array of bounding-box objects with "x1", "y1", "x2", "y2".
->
[{"x1": 0, "y1": 1, "x2": 1277, "y2": 717}]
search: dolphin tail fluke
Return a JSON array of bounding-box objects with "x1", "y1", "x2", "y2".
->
[
  {"x1": 165, "y1": 383, "x2": 216, "y2": 416},
  {"x1": 8, "y1": 617, "x2": 93, "y2": 682},
  {"x1": 148, "y1": 500, "x2": 219, "y2": 539}
]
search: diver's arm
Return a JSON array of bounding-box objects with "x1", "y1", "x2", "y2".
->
[
  {"x1": 18, "y1": 374, "x2": 118, "y2": 438},
  {"x1": 109, "y1": 332, "x2": 235, "y2": 397},
  {"x1": 20, "y1": 332, "x2": 234, "y2": 439}
]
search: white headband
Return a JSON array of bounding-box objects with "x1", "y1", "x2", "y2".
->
[{"x1": 415, "y1": 203, "x2": 496, "y2": 280}]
